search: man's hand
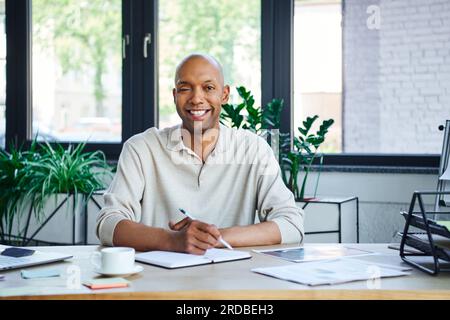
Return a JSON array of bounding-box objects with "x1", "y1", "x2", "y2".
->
[
  {"x1": 168, "y1": 217, "x2": 192, "y2": 231},
  {"x1": 168, "y1": 218, "x2": 221, "y2": 255}
]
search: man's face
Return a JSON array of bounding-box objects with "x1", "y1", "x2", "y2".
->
[{"x1": 173, "y1": 58, "x2": 230, "y2": 133}]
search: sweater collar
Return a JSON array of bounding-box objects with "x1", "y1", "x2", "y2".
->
[{"x1": 166, "y1": 123, "x2": 228, "y2": 154}]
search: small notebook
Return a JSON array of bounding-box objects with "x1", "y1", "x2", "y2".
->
[{"x1": 135, "y1": 248, "x2": 251, "y2": 269}]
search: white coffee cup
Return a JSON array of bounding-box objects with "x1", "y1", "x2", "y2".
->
[{"x1": 91, "y1": 247, "x2": 135, "y2": 274}]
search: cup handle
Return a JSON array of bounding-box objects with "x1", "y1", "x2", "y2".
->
[{"x1": 90, "y1": 252, "x2": 101, "y2": 270}]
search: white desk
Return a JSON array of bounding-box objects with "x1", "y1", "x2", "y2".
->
[{"x1": 0, "y1": 244, "x2": 449, "y2": 299}]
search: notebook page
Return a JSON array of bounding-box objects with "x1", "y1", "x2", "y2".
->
[
  {"x1": 135, "y1": 251, "x2": 211, "y2": 268},
  {"x1": 204, "y1": 248, "x2": 251, "y2": 263}
]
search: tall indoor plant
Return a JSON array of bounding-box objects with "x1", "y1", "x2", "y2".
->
[
  {"x1": 282, "y1": 116, "x2": 334, "y2": 200},
  {"x1": 221, "y1": 86, "x2": 334, "y2": 201}
]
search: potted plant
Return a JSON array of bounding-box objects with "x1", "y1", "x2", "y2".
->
[
  {"x1": 220, "y1": 86, "x2": 283, "y2": 135},
  {"x1": 0, "y1": 140, "x2": 113, "y2": 245},
  {"x1": 220, "y1": 86, "x2": 334, "y2": 201},
  {"x1": 281, "y1": 116, "x2": 334, "y2": 201}
]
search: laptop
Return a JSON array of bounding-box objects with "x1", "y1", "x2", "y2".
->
[{"x1": 0, "y1": 245, "x2": 73, "y2": 271}]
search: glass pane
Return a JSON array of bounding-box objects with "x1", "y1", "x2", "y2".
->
[
  {"x1": 342, "y1": 0, "x2": 449, "y2": 154},
  {"x1": 32, "y1": 0, "x2": 122, "y2": 142},
  {"x1": 296, "y1": 0, "x2": 450, "y2": 155},
  {"x1": 0, "y1": 0, "x2": 5, "y2": 148},
  {"x1": 158, "y1": 0, "x2": 261, "y2": 129},
  {"x1": 294, "y1": 0, "x2": 343, "y2": 153}
]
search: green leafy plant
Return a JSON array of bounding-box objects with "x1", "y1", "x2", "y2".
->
[
  {"x1": 283, "y1": 116, "x2": 334, "y2": 200},
  {"x1": 221, "y1": 86, "x2": 284, "y2": 133},
  {"x1": 0, "y1": 140, "x2": 113, "y2": 245},
  {"x1": 220, "y1": 86, "x2": 334, "y2": 201}
]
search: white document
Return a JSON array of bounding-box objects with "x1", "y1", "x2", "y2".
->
[
  {"x1": 252, "y1": 259, "x2": 411, "y2": 286},
  {"x1": 135, "y1": 248, "x2": 251, "y2": 269},
  {"x1": 253, "y1": 245, "x2": 375, "y2": 263}
]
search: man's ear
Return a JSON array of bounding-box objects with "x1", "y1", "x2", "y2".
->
[
  {"x1": 222, "y1": 85, "x2": 230, "y2": 104},
  {"x1": 172, "y1": 88, "x2": 177, "y2": 104}
]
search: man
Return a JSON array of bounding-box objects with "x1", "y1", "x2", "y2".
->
[{"x1": 96, "y1": 54, "x2": 304, "y2": 254}]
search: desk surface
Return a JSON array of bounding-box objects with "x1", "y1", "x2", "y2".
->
[{"x1": 1, "y1": 244, "x2": 449, "y2": 300}]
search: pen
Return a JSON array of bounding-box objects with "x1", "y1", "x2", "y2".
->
[{"x1": 178, "y1": 208, "x2": 234, "y2": 250}]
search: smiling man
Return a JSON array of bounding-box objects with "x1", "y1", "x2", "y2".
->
[{"x1": 96, "y1": 54, "x2": 304, "y2": 254}]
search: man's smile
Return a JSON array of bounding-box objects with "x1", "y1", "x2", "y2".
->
[{"x1": 187, "y1": 109, "x2": 211, "y2": 120}]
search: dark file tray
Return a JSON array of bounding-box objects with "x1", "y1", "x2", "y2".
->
[
  {"x1": 399, "y1": 232, "x2": 450, "y2": 262},
  {"x1": 399, "y1": 191, "x2": 450, "y2": 275},
  {"x1": 401, "y1": 212, "x2": 450, "y2": 239}
]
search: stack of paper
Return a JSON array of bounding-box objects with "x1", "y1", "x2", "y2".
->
[{"x1": 252, "y1": 259, "x2": 411, "y2": 286}]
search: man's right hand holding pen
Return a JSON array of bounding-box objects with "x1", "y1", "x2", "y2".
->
[{"x1": 168, "y1": 217, "x2": 225, "y2": 255}]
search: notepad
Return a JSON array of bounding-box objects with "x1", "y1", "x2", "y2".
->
[
  {"x1": 135, "y1": 248, "x2": 251, "y2": 269},
  {"x1": 83, "y1": 277, "x2": 130, "y2": 290}
]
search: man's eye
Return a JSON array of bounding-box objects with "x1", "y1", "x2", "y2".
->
[
  {"x1": 177, "y1": 88, "x2": 190, "y2": 92},
  {"x1": 206, "y1": 86, "x2": 215, "y2": 91}
]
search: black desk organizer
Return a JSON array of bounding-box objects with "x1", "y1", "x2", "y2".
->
[{"x1": 399, "y1": 191, "x2": 450, "y2": 275}]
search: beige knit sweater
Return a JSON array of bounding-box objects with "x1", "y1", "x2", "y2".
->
[{"x1": 96, "y1": 124, "x2": 304, "y2": 246}]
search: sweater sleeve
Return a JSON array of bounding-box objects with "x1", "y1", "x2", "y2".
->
[
  {"x1": 255, "y1": 138, "x2": 304, "y2": 244},
  {"x1": 96, "y1": 142, "x2": 145, "y2": 246}
]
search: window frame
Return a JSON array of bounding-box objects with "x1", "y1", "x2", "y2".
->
[
  {"x1": 263, "y1": 0, "x2": 439, "y2": 168},
  {"x1": 4, "y1": 0, "x2": 441, "y2": 167},
  {"x1": 5, "y1": 0, "x2": 157, "y2": 159}
]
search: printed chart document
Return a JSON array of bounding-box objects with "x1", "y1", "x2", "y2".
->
[
  {"x1": 135, "y1": 248, "x2": 251, "y2": 269},
  {"x1": 253, "y1": 246, "x2": 374, "y2": 263},
  {"x1": 252, "y1": 259, "x2": 412, "y2": 286}
]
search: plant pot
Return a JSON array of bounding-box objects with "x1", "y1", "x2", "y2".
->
[{"x1": 10, "y1": 194, "x2": 87, "y2": 245}]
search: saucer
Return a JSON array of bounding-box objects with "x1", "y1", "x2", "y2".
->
[{"x1": 94, "y1": 264, "x2": 143, "y2": 277}]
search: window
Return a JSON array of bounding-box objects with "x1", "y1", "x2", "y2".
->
[
  {"x1": 342, "y1": 0, "x2": 449, "y2": 155},
  {"x1": 0, "y1": 0, "x2": 5, "y2": 148},
  {"x1": 32, "y1": 0, "x2": 122, "y2": 142},
  {"x1": 294, "y1": 0, "x2": 449, "y2": 157},
  {"x1": 6, "y1": 0, "x2": 444, "y2": 166},
  {"x1": 294, "y1": 0, "x2": 342, "y2": 153},
  {"x1": 158, "y1": 0, "x2": 261, "y2": 129}
]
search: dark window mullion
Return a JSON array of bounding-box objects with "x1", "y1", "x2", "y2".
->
[
  {"x1": 5, "y1": 0, "x2": 30, "y2": 148},
  {"x1": 122, "y1": 0, "x2": 133, "y2": 142},
  {"x1": 262, "y1": 0, "x2": 294, "y2": 138},
  {"x1": 128, "y1": 0, "x2": 145, "y2": 136},
  {"x1": 142, "y1": 0, "x2": 157, "y2": 130}
]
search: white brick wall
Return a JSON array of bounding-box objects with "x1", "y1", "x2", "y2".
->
[{"x1": 344, "y1": 0, "x2": 450, "y2": 154}]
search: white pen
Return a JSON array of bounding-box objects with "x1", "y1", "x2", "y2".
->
[{"x1": 178, "y1": 208, "x2": 234, "y2": 250}]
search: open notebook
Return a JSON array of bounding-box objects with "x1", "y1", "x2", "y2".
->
[{"x1": 135, "y1": 248, "x2": 251, "y2": 269}]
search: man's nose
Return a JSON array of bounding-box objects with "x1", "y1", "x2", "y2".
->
[{"x1": 189, "y1": 87, "x2": 205, "y2": 105}]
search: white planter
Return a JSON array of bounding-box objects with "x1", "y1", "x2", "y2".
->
[
  {"x1": 11, "y1": 194, "x2": 86, "y2": 245},
  {"x1": 86, "y1": 193, "x2": 104, "y2": 245}
]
